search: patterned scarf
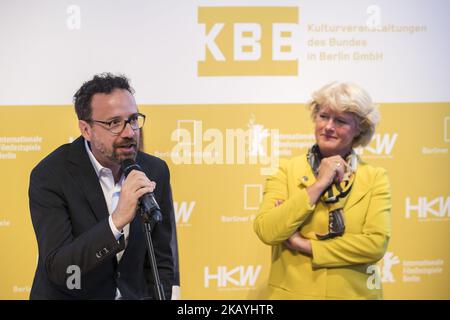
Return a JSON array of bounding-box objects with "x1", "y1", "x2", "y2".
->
[{"x1": 306, "y1": 144, "x2": 358, "y2": 240}]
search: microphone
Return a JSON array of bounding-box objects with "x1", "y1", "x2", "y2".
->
[{"x1": 121, "y1": 159, "x2": 162, "y2": 224}]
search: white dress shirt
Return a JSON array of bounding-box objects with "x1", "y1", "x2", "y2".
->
[{"x1": 84, "y1": 139, "x2": 129, "y2": 299}]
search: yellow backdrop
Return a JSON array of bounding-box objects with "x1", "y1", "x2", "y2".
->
[{"x1": 0, "y1": 103, "x2": 448, "y2": 299}]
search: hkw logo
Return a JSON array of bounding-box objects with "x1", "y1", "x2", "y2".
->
[
  {"x1": 174, "y1": 201, "x2": 196, "y2": 225},
  {"x1": 356, "y1": 133, "x2": 397, "y2": 156},
  {"x1": 405, "y1": 196, "x2": 450, "y2": 219},
  {"x1": 204, "y1": 265, "x2": 261, "y2": 288}
]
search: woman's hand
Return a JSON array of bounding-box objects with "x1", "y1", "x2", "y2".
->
[
  {"x1": 284, "y1": 232, "x2": 312, "y2": 255},
  {"x1": 316, "y1": 155, "x2": 347, "y2": 186},
  {"x1": 307, "y1": 155, "x2": 348, "y2": 205}
]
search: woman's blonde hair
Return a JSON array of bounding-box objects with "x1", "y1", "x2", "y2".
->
[{"x1": 309, "y1": 81, "x2": 380, "y2": 147}]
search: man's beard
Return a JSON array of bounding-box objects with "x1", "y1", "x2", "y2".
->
[
  {"x1": 94, "y1": 138, "x2": 138, "y2": 165},
  {"x1": 112, "y1": 138, "x2": 138, "y2": 162}
]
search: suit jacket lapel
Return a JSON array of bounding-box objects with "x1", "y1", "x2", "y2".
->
[
  {"x1": 297, "y1": 156, "x2": 316, "y2": 189},
  {"x1": 344, "y1": 163, "x2": 371, "y2": 211},
  {"x1": 67, "y1": 136, "x2": 110, "y2": 222},
  {"x1": 118, "y1": 214, "x2": 143, "y2": 264}
]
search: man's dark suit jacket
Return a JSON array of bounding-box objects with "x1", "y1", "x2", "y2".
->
[{"x1": 29, "y1": 136, "x2": 179, "y2": 299}]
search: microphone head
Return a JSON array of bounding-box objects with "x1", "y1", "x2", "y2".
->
[{"x1": 121, "y1": 158, "x2": 142, "y2": 177}]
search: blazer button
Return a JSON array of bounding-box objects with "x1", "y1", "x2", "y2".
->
[
  {"x1": 96, "y1": 248, "x2": 109, "y2": 259},
  {"x1": 116, "y1": 271, "x2": 121, "y2": 279}
]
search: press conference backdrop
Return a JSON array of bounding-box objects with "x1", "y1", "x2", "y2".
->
[{"x1": 0, "y1": 0, "x2": 449, "y2": 299}]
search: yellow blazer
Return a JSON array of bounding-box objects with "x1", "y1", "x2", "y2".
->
[{"x1": 254, "y1": 155, "x2": 391, "y2": 299}]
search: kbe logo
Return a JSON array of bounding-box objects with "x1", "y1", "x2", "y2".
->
[
  {"x1": 204, "y1": 265, "x2": 261, "y2": 288},
  {"x1": 198, "y1": 7, "x2": 299, "y2": 76}
]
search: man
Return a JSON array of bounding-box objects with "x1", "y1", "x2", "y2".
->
[{"x1": 29, "y1": 73, "x2": 179, "y2": 299}]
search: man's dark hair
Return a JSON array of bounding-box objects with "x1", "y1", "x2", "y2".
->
[{"x1": 73, "y1": 73, "x2": 134, "y2": 120}]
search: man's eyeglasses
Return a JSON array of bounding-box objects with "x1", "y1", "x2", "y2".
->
[{"x1": 87, "y1": 113, "x2": 146, "y2": 134}]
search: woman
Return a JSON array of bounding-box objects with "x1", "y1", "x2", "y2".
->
[{"x1": 254, "y1": 81, "x2": 391, "y2": 299}]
